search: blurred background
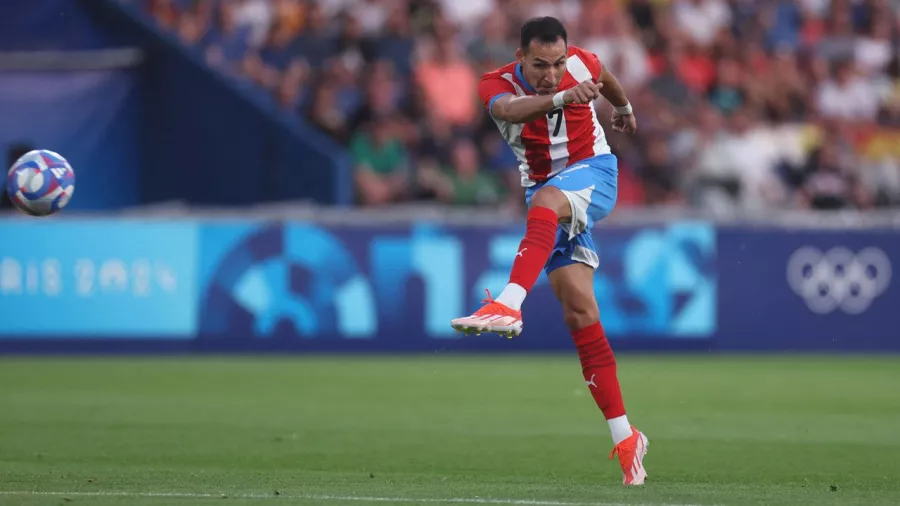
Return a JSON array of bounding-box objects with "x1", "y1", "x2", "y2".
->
[
  {"x1": 0, "y1": 0, "x2": 898, "y2": 352},
  {"x1": 128, "y1": 0, "x2": 900, "y2": 213},
  {"x1": 5, "y1": 0, "x2": 900, "y2": 214}
]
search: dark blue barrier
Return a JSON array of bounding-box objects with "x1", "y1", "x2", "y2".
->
[
  {"x1": 0, "y1": 0, "x2": 124, "y2": 50},
  {"x1": 0, "y1": 219, "x2": 897, "y2": 353},
  {"x1": 81, "y1": 0, "x2": 353, "y2": 207},
  {"x1": 0, "y1": 70, "x2": 141, "y2": 210}
]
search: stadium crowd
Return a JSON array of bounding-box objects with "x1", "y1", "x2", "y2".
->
[{"x1": 145, "y1": 0, "x2": 900, "y2": 213}]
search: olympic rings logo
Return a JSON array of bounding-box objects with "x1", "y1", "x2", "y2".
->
[{"x1": 787, "y1": 247, "x2": 892, "y2": 315}]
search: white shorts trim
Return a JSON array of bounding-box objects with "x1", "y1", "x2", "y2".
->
[{"x1": 559, "y1": 185, "x2": 595, "y2": 240}]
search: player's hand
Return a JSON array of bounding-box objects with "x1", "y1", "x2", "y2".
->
[
  {"x1": 611, "y1": 112, "x2": 637, "y2": 134},
  {"x1": 564, "y1": 80, "x2": 602, "y2": 105}
]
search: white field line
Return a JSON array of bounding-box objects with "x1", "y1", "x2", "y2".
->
[{"x1": 0, "y1": 490, "x2": 707, "y2": 506}]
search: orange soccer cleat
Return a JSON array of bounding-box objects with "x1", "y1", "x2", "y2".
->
[
  {"x1": 450, "y1": 290, "x2": 523, "y2": 338},
  {"x1": 609, "y1": 426, "x2": 649, "y2": 485}
]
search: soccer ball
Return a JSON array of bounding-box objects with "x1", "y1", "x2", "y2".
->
[{"x1": 6, "y1": 149, "x2": 76, "y2": 217}]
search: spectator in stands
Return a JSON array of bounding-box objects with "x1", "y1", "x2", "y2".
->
[
  {"x1": 859, "y1": 132, "x2": 900, "y2": 207},
  {"x1": 762, "y1": 0, "x2": 804, "y2": 52},
  {"x1": 525, "y1": 0, "x2": 582, "y2": 30},
  {"x1": 333, "y1": 10, "x2": 367, "y2": 73},
  {"x1": 582, "y1": 10, "x2": 650, "y2": 89},
  {"x1": 798, "y1": 140, "x2": 868, "y2": 210},
  {"x1": 856, "y1": 15, "x2": 894, "y2": 77},
  {"x1": 817, "y1": 7, "x2": 857, "y2": 62},
  {"x1": 373, "y1": 5, "x2": 416, "y2": 78},
  {"x1": 817, "y1": 59, "x2": 880, "y2": 121},
  {"x1": 440, "y1": 0, "x2": 495, "y2": 28},
  {"x1": 468, "y1": 9, "x2": 517, "y2": 71},
  {"x1": 293, "y1": 1, "x2": 337, "y2": 69},
  {"x1": 275, "y1": 59, "x2": 310, "y2": 112},
  {"x1": 682, "y1": 106, "x2": 737, "y2": 210},
  {"x1": 763, "y1": 49, "x2": 809, "y2": 122},
  {"x1": 639, "y1": 136, "x2": 682, "y2": 206},
  {"x1": 672, "y1": 0, "x2": 731, "y2": 47},
  {"x1": 419, "y1": 138, "x2": 505, "y2": 207},
  {"x1": 351, "y1": 114, "x2": 410, "y2": 206},
  {"x1": 147, "y1": 0, "x2": 180, "y2": 30},
  {"x1": 233, "y1": 0, "x2": 273, "y2": 48},
  {"x1": 414, "y1": 31, "x2": 478, "y2": 129},
  {"x1": 349, "y1": 60, "x2": 404, "y2": 132},
  {"x1": 205, "y1": 1, "x2": 254, "y2": 75},
  {"x1": 648, "y1": 37, "x2": 694, "y2": 107},
  {"x1": 243, "y1": 15, "x2": 299, "y2": 89},
  {"x1": 708, "y1": 57, "x2": 744, "y2": 115},
  {"x1": 478, "y1": 133, "x2": 524, "y2": 212},
  {"x1": 307, "y1": 80, "x2": 351, "y2": 142},
  {"x1": 355, "y1": 0, "x2": 391, "y2": 36},
  {"x1": 176, "y1": 9, "x2": 205, "y2": 45}
]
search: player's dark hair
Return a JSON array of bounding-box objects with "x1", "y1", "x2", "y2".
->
[{"x1": 520, "y1": 17, "x2": 567, "y2": 51}]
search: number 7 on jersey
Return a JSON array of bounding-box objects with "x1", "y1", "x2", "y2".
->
[{"x1": 548, "y1": 109, "x2": 563, "y2": 137}]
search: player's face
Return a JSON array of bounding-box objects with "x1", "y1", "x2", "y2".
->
[{"x1": 517, "y1": 39, "x2": 567, "y2": 95}]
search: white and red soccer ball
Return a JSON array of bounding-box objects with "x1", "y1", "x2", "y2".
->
[{"x1": 6, "y1": 149, "x2": 75, "y2": 217}]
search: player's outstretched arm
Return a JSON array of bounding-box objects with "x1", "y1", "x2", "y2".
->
[
  {"x1": 490, "y1": 81, "x2": 601, "y2": 124},
  {"x1": 597, "y1": 67, "x2": 636, "y2": 134},
  {"x1": 490, "y1": 94, "x2": 559, "y2": 124}
]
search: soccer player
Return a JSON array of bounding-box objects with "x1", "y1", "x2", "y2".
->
[{"x1": 450, "y1": 17, "x2": 648, "y2": 485}]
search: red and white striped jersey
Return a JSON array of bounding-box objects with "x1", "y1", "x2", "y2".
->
[{"x1": 478, "y1": 46, "x2": 611, "y2": 186}]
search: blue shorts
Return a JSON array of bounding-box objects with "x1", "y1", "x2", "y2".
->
[{"x1": 524, "y1": 153, "x2": 618, "y2": 274}]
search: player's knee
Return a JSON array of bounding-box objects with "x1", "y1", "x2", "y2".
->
[
  {"x1": 562, "y1": 300, "x2": 600, "y2": 331},
  {"x1": 529, "y1": 186, "x2": 571, "y2": 221}
]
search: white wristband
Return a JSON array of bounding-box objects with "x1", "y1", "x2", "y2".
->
[
  {"x1": 614, "y1": 103, "x2": 633, "y2": 115},
  {"x1": 552, "y1": 91, "x2": 567, "y2": 108}
]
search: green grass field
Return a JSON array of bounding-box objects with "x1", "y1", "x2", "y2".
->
[{"x1": 0, "y1": 355, "x2": 898, "y2": 506}]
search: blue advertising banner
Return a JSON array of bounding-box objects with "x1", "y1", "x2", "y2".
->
[
  {"x1": 0, "y1": 221, "x2": 198, "y2": 337},
  {"x1": 194, "y1": 221, "x2": 716, "y2": 351},
  {"x1": 717, "y1": 228, "x2": 900, "y2": 351},
  {"x1": 0, "y1": 219, "x2": 715, "y2": 352},
  {"x1": 1, "y1": 218, "x2": 897, "y2": 353}
]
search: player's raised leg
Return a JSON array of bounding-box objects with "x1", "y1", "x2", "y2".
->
[
  {"x1": 450, "y1": 187, "x2": 571, "y2": 337},
  {"x1": 548, "y1": 262, "x2": 648, "y2": 485}
]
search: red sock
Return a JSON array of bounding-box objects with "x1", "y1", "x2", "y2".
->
[
  {"x1": 572, "y1": 322, "x2": 626, "y2": 420},
  {"x1": 508, "y1": 206, "x2": 558, "y2": 291}
]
